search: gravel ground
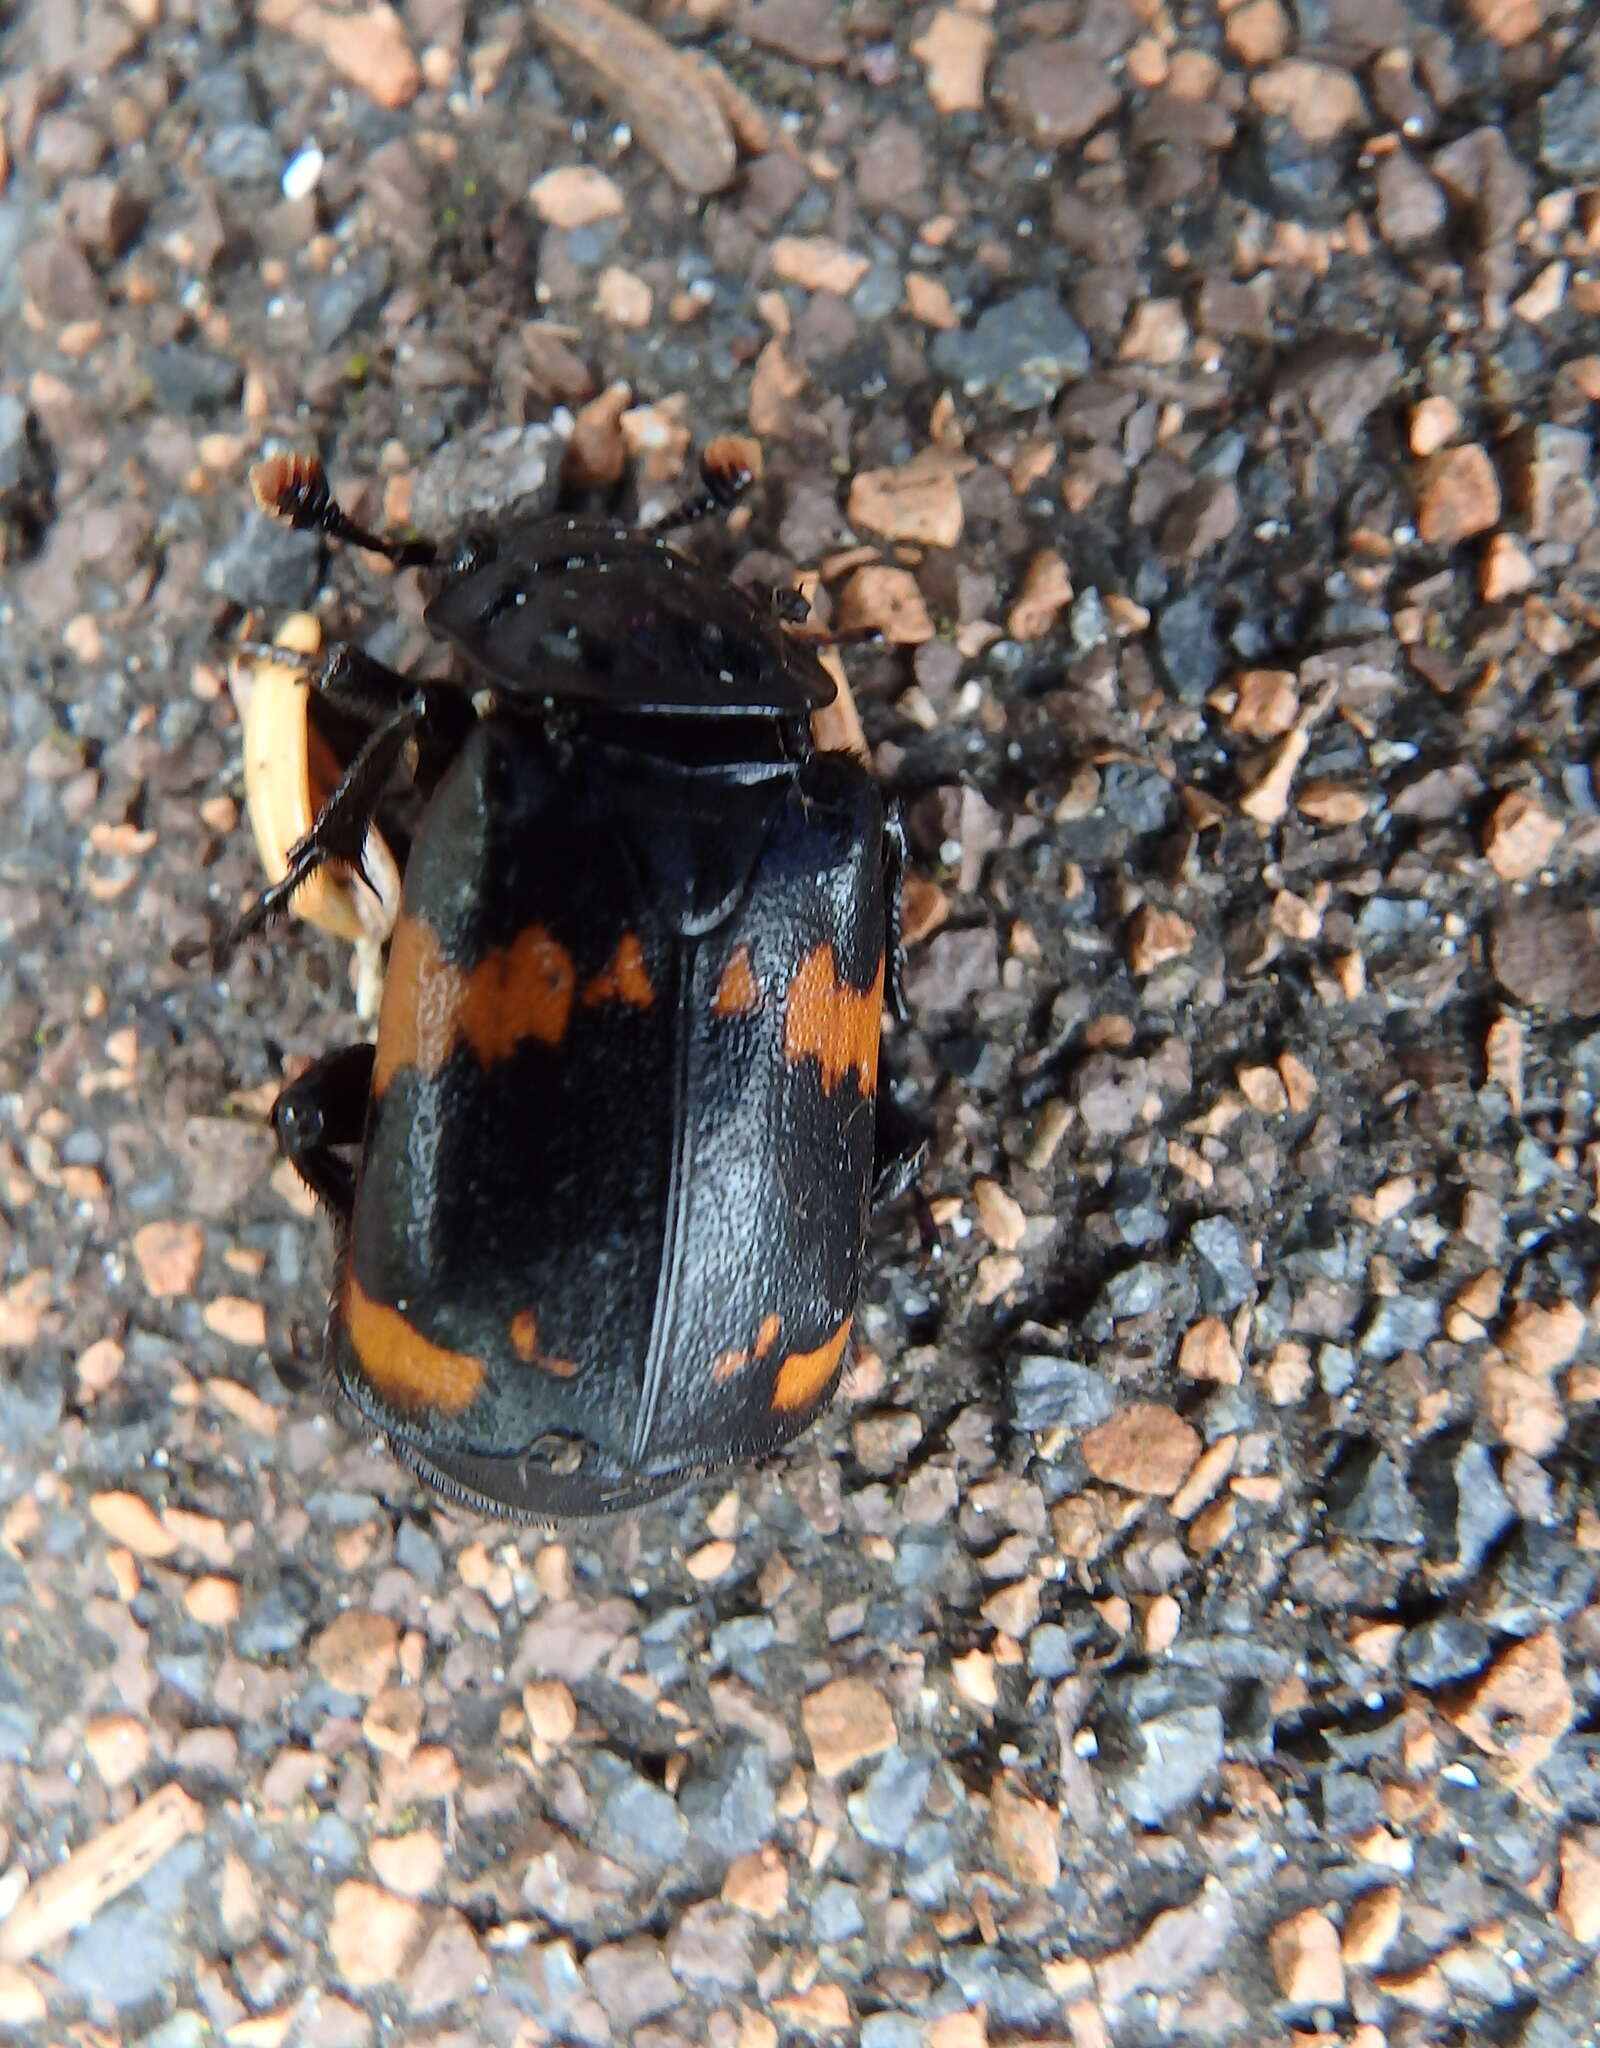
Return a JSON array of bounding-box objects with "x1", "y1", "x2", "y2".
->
[{"x1": 3, "y1": 1, "x2": 1600, "y2": 2043}]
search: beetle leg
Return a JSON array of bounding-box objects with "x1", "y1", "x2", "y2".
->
[
  {"x1": 217, "y1": 695, "x2": 427, "y2": 958},
  {"x1": 251, "y1": 453, "x2": 437, "y2": 569},
  {"x1": 882, "y1": 800, "x2": 910, "y2": 1024},
  {"x1": 272, "y1": 1043, "x2": 375, "y2": 1224}
]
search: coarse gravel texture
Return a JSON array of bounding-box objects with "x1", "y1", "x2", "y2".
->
[{"x1": 2, "y1": 1, "x2": 1600, "y2": 2045}]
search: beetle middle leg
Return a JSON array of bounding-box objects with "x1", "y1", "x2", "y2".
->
[{"x1": 272, "y1": 1042, "x2": 375, "y2": 1225}]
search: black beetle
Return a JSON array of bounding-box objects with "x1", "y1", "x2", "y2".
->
[{"x1": 221, "y1": 446, "x2": 916, "y2": 1519}]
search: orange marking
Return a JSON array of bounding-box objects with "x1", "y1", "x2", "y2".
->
[
  {"x1": 343, "y1": 1271, "x2": 485, "y2": 1415},
  {"x1": 782, "y1": 944, "x2": 884, "y2": 1094},
  {"x1": 712, "y1": 943, "x2": 763, "y2": 1017},
  {"x1": 460, "y1": 924, "x2": 576, "y2": 1058},
  {"x1": 582, "y1": 931, "x2": 654, "y2": 1010},
  {"x1": 508, "y1": 1309, "x2": 578, "y2": 1379},
  {"x1": 771, "y1": 1313, "x2": 853, "y2": 1414},
  {"x1": 711, "y1": 1310, "x2": 784, "y2": 1384},
  {"x1": 373, "y1": 915, "x2": 576, "y2": 1090}
]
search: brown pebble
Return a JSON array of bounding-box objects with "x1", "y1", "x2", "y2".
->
[
  {"x1": 1480, "y1": 1361, "x2": 1566, "y2": 1456},
  {"x1": 1480, "y1": 530, "x2": 1536, "y2": 602},
  {"x1": 1225, "y1": 0, "x2": 1290, "y2": 65},
  {"x1": 1500, "y1": 1299, "x2": 1586, "y2": 1374},
  {"x1": 1483, "y1": 790, "x2": 1562, "y2": 881},
  {"x1": 848, "y1": 457, "x2": 964, "y2": 548},
  {"x1": 529, "y1": 166, "x2": 625, "y2": 228},
  {"x1": 723, "y1": 1845, "x2": 789, "y2": 1918},
  {"x1": 1556, "y1": 1829, "x2": 1600, "y2": 1945},
  {"x1": 0, "y1": 1964, "x2": 46, "y2": 2027},
  {"x1": 1081, "y1": 1403, "x2": 1200, "y2": 1497},
  {"x1": 1227, "y1": 668, "x2": 1298, "y2": 737},
  {"x1": 311, "y1": 1611, "x2": 401, "y2": 1696},
  {"x1": 772, "y1": 236, "x2": 870, "y2": 296},
  {"x1": 1268, "y1": 1905, "x2": 1346, "y2": 2005},
  {"x1": 1126, "y1": 906, "x2": 1195, "y2": 976},
  {"x1": 1408, "y1": 395, "x2": 1461, "y2": 455},
  {"x1": 1443, "y1": 1627, "x2": 1573, "y2": 1780},
  {"x1": 990, "y1": 1771, "x2": 1061, "y2": 1888},
  {"x1": 132, "y1": 1220, "x2": 205, "y2": 1298},
  {"x1": 369, "y1": 1831, "x2": 445, "y2": 1898},
  {"x1": 1006, "y1": 548, "x2": 1073, "y2": 639},
  {"x1": 834, "y1": 565, "x2": 934, "y2": 645},
  {"x1": 202, "y1": 1295, "x2": 268, "y2": 1347},
  {"x1": 972, "y1": 1177, "x2": 1026, "y2": 1251},
  {"x1": 84, "y1": 1712, "x2": 152, "y2": 1788},
  {"x1": 327, "y1": 1880, "x2": 424, "y2": 1986},
  {"x1": 1342, "y1": 1885, "x2": 1403, "y2": 1965},
  {"x1": 801, "y1": 1678, "x2": 896, "y2": 1777},
  {"x1": 1417, "y1": 444, "x2": 1501, "y2": 547},
  {"x1": 183, "y1": 1575, "x2": 241, "y2": 1627},
  {"x1": 1177, "y1": 1317, "x2": 1242, "y2": 1386},
  {"x1": 90, "y1": 1490, "x2": 175, "y2": 1559},
  {"x1": 1250, "y1": 60, "x2": 1365, "y2": 142},
  {"x1": 911, "y1": 9, "x2": 993, "y2": 114},
  {"x1": 363, "y1": 1687, "x2": 423, "y2": 1761}
]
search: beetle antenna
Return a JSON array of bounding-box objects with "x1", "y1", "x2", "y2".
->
[
  {"x1": 645, "y1": 436, "x2": 759, "y2": 536},
  {"x1": 251, "y1": 454, "x2": 438, "y2": 568}
]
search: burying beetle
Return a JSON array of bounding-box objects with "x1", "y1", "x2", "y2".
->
[{"x1": 213, "y1": 443, "x2": 919, "y2": 1519}]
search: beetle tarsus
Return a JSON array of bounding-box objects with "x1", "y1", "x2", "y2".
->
[
  {"x1": 272, "y1": 1042, "x2": 377, "y2": 1225},
  {"x1": 645, "y1": 436, "x2": 759, "y2": 536},
  {"x1": 249, "y1": 452, "x2": 438, "y2": 569}
]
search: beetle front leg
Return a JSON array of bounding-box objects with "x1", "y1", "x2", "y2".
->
[
  {"x1": 214, "y1": 692, "x2": 428, "y2": 960},
  {"x1": 272, "y1": 1042, "x2": 376, "y2": 1226}
]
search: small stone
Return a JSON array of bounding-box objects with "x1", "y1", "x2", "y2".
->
[
  {"x1": 1190, "y1": 1216, "x2": 1256, "y2": 1312},
  {"x1": 1127, "y1": 906, "x2": 1194, "y2": 975},
  {"x1": 1268, "y1": 1907, "x2": 1345, "y2": 2006},
  {"x1": 996, "y1": 41, "x2": 1119, "y2": 146},
  {"x1": 1119, "y1": 299, "x2": 1187, "y2": 365},
  {"x1": 132, "y1": 1220, "x2": 204, "y2": 1298},
  {"x1": 1250, "y1": 60, "x2": 1366, "y2": 143},
  {"x1": 1491, "y1": 893, "x2": 1600, "y2": 1016},
  {"x1": 1480, "y1": 531, "x2": 1537, "y2": 603},
  {"x1": 184, "y1": 1575, "x2": 241, "y2": 1626},
  {"x1": 973, "y1": 1178, "x2": 1026, "y2": 1251},
  {"x1": 723, "y1": 1847, "x2": 788, "y2": 1919},
  {"x1": 772, "y1": 1984, "x2": 852, "y2": 2033},
  {"x1": 1228, "y1": 668, "x2": 1299, "y2": 737},
  {"x1": 311, "y1": 1611, "x2": 401, "y2": 1697},
  {"x1": 203, "y1": 1295, "x2": 267, "y2": 1347},
  {"x1": 363, "y1": 1688, "x2": 423, "y2": 1761},
  {"x1": 1484, "y1": 791, "x2": 1562, "y2": 881},
  {"x1": 1342, "y1": 1886, "x2": 1402, "y2": 1966},
  {"x1": 772, "y1": 236, "x2": 870, "y2": 295},
  {"x1": 848, "y1": 458, "x2": 964, "y2": 547},
  {"x1": 529, "y1": 166, "x2": 624, "y2": 228},
  {"x1": 1011, "y1": 1355, "x2": 1116, "y2": 1431},
  {"x1": 522, "y1": 1678, "x2": 578, "y2": 1748},
  {"x1": 1500, "y1": 1300, "x2": 1586, "y2": 1374},
  {"x1": 1539, "y1": 72, "x2": 1600, "y2": 178},
  {"x1": 930, "y1": 289, "x2": 1089, "y2": 410},
  {"x1": 1094, "y1": 1881, "x2": 1237, "y2": 2004},
  {"x1": 1555, "y1": 1830, "x2": 1600, "y2": 1945},
  {"x1": 910, "y1": 9, "x2": 992, "y2": 113},
  {"x1": 1443, "y1": 1627, "x2": 1574, "y2": 1779},
  {"x1": 1225, "y1": 0, "x2": 1290, "y2": 64},
  {"x1": 1081, "y1": 1404, "x2": 1200, "y2": 1497},
  {"x1": 90, "y1": 1490, "x2": 175, "y2": 1559},
  {"x1": 1105, "y1": 1702, "x2": 1223, "y2": 1824},
  {"x1": 1177, "y1": 1317, "x2": 1242, "y2": 1386},
  {"x1": 327, "y1": 1882, "x2": 424, "y2": 1987},
  {"x1": 1325, "y1": 1442, "x2": 1423, "y2": 1544},
  {"x1": 596, "y1": 266, "x2": 653, "y2": 328},
  {"x1": 834, "y1": 566, "x2": 934, "y2": 646},
  {"x1": 369, "y1": 1831, "x2": 445, "y2": 1898},
  {"x1": 1417, "y1": 445, "x2": 1501, "y2": 547},
  {"x1": 291, "y1": 3, "x2": 421, "y2": 109},
  {"x1": 1375, "y1": 152, "x2": 1447, "y2": 245},
  {"x1": 1006, "y1": 548, "x2": 1073, "y2": 639},
  {"x1": 406, "y1": 1909, "x2": 485, "y2": 2015},
  {"x1": 84, "y1": 1713, "x2": 151, "y2": 1787},
  {"x1": 1409, "y1": 395, "x2": 1461, "y2": 455},
  {"x1": 801, "y1": 1678, "x2": 896, "y2": 1778},
  {"x1": 1480, "y1": 1362, "x2": 1565, "y2": 1456},
  {"x1": 1399, "y1": 1617, "x2": 1493, "y2": 1689},
  {"x1": 1238, "y1": 728, "x2": 1309, "y2": 825},
  {"x1": 989, "y1": 1772, "x2": 1060, "y2": 1889}
]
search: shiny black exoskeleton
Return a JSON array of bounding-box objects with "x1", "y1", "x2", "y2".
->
[{"x1": 223, "y1": 448, "x2": 914, "y2": 1520}]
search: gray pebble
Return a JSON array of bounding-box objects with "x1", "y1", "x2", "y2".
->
[
  {"x1": 1324, "y1": 1441, "x2": 1423, "y2": 1545},
  {"x1": 1400, "y1": 1617, "x2": 1494, "y2": 1689},
  {"x1": 930, "y1": 288, "x2": 1090, "y2": 409},
  {"x1": 1104, "y1": 1702, "x2": 1224, "y2": 1824},
  {"x1": 678, "y1": 1739, "x2": 773, "y2": 1860},
  {"x1": 848, "y1": 1746, "x2": 933, "y2": 1850},
  {"x1": 60, "y1": 1898, "x2": 175, "y2": 2007},
  {"x1": 1189, "y1": 1217, "x2": 1256, "y2": 1312},
  {"x1": 1010, "y1": 1354, "x2": 1115, "y2": 1431},
  {"x1": 1538, "y1": 74, "x2": 1600, "y2": 177},
  {"x1": 812, "y1": 1879, "x2": 865, "y2": 1942},
  {"x1": 205, "y1": 510, "x2": 322, "y2": 610}
]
